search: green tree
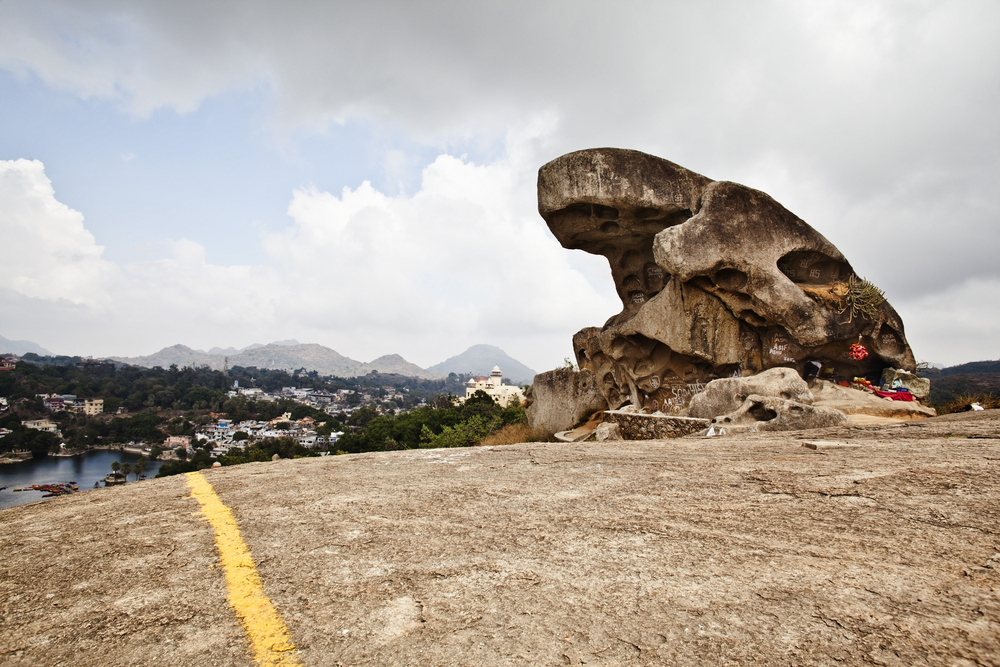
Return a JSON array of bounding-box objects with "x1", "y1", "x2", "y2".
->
[
  {"x1": 222, "y1": 396, "x2": 250, "y2": 422},
  {"x1": 133, "y1": 458, "x2": 146, "y2": 481},
  {"x1": 419, "y1": 414, "x2": 502, "y2": 448},
  {"x1": 233, "y1": 431, "x2": 249, "y2": 442},
  {"x1": 348, "y1": 406, "x2": 379, "y2": 428},
  {"x1": 120, "y1": 462, "x2": 132, "y2": 481},
  {"x1": 175, "y1": 446, "x2": 188, "y2": 460},
  {"x1": 110, "y1": 460, "x2": 121, "y2": 478}
]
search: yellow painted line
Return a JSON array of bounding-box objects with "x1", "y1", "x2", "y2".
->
[{"x1": 186, "y1": 471, "x2": 302, "y2": 666}]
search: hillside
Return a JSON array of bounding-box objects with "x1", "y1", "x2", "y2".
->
[
  {"x1": 112, "y1": 342, "x2": 441, "y2": 379},
  {"x1": 111, "y1": 344, "x2": 221, "y2": 370},
  {"x1": 926, "y1": 359, "x2": 1000, "y2": 404},
  {"x1": 1, "y1": 411, "x2": 998, "y2": 665},
  {"x1": 357, "y1": 354, "x2": 442, "y2": 379},
  {"x1": 937, "y1": 359, "x2": 1000, "y2": 376},
  {"x1": 0, "y1": 334, "x2": 51, "y2": 356},
  {"x1": 426, "y1": 344, "x2": 538, "y2": 384},
  {"x1": 229, "y1": 343, "x2": 362, "y2": 376},
  {"x1": 114, "y1": 341, "x2": 533, "y2": 382},
  {"x1": 929, "y1": 372, "x2": 1000, "y2": 404}
]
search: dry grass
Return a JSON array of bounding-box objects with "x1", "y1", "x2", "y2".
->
[
  {"x1": 935, "y1": 392, "x2": 1000, "y2": 414},
  {"x1": 479, "y1": 422, "x2": 546, "y2": 446}
]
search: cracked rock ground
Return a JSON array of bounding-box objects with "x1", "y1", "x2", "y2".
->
[{"x1": 2, "y1": 410, "x2": 999, "y2": 666}]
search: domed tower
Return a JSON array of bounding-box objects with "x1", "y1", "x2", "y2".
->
[{"x1": 490, "y1": 365, "x2": 503, "y2": 388}]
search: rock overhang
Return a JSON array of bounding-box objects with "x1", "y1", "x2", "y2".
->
[{"x1": 536, "y1": 147, "x2": 918, "y2": 415}]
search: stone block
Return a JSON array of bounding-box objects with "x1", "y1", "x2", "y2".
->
[
  {"x1": 527, "y1": 368, "x2": 607, "y2": 436},
  {"x1": 881, "y1": 368, "x2": 930, "y2": 399}
]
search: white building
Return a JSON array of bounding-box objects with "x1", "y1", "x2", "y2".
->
[
  {"x1": 22, "y1": 419, "x2": 60, "y2": 433},
  {"x1": 464, "y1": 366, "x2": 524, "y2": 408}
]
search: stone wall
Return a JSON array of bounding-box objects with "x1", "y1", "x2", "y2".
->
[{"x1": 604, "y1": 410, "x2": 709, "y2": 440}]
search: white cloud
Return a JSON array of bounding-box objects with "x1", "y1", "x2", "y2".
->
[
  {"x1": 895, "y1": 277, "x2": 1000, "y2": 367},
  {"x1": 265, "y1": 149, "x2": 618, "y2": 362},
  {"x1": 0, "y1": 159, "x2": 117, "y2": 307},
  {"x1": 0, "y1": 156, "x2": 617, "y2": 370},
  {"x1": 1, "y1": 1, "x2": 997, "y2": 367}
]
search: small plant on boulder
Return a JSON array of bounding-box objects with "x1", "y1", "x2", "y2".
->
[{"x1": 838, "y1": 275, "x2": 886, "y2": 323}]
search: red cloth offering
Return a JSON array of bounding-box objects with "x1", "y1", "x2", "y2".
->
[{"x1": 873, "y1": 389, "x2": 914, "y2": 402}]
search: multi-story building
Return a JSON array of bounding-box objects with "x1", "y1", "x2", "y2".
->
[
  {"x1": 165, "y1": 435, "x2": 192, "y2": 450},
  {"x1": 71, "y1": 399, "x2": 104, "y2": 416},
  {"x1": 39, "y1": 394, "x2": 103, "y2": 415}
]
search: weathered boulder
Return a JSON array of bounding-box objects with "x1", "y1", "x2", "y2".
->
[
  {"x1": 592, "y1": 422, "x2": 622, "y2": 441},
  {"x1": 686, "y1": 367, "x2": 812, "y2": 420},
  {"x1": 710, "y1": 394, "x2": 848, "y2": 433},
  {"x1": 526, "y1": 368, "x2": 606, "y2": 436},
  {"x1": 539, "y1": 148, "x2": 918, "y2": 414},
  {"x1": 881, "y1": 368, "x2": 930, "y2": 399},
  {"x1": 810, "y1": 379, "x2": 936, "y2": 420}
]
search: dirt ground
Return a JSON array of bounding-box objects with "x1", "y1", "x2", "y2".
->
[{"x1": 2, "y1": 410, "x2": 999, "y2": 666}]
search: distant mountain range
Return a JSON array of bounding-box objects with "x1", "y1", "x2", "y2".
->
[
  {"x1": 106, "y1": 341, "x2": 538, "y2": 382},
  {"x1": 109, "y1": 343, "x2": 441, "y2": 379},
  {"x1": 0, "y1": 334, "x2": 51, "y2": 356}
]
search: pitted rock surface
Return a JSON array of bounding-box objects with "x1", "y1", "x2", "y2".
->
[
  {"x1": 709, "y1": 394, "x2": 849, "y2": 433},
  {"x1": 538, "y1": 148, "x2": 917, "y2": 414},
  {"x1": 686, "y1": 367, "x2": 813, "y2": 420}
]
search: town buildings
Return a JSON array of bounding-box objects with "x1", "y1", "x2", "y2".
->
[
  {"x1": 463, "y1": 366, "x2": 524, "y2": 407},
  {"x1": 22, "y1": 419, "x2": 61, "y2": 435},
  {"x1": 39, "y1": 394, "x2": 104, "y2": 415}
]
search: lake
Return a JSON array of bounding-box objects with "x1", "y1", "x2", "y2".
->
[{"x1": 0, "y1": 450, "x2": 166, "y2": 510}]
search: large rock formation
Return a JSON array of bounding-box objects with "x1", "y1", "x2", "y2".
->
[{"x1": 538, "y1": 148, "x2": 917, "y2": 414}]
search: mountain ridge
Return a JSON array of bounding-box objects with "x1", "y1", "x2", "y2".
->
[
  {"x1": 426, "y1": 344, "x2": 537, "y2": 384},
  {"x1": 0, "y1": 334, "x2": 52, "y2": 356},
  {"x1": 110, "y1": 341, "x2": 537, "y2": 382},
  {"x1": 111, "y1": 342, "x2": 443, "y2": 379}
]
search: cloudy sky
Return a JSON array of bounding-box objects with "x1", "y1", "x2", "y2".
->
[{"x1": 1, "y1": 0, "x2": 997, "y2": 371}]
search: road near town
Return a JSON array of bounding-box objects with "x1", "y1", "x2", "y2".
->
[{"x1": 2, "y1": 411, "x2": 999, "y2": 666}]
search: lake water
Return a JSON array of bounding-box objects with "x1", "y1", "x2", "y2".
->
[{"x1": 0, "y1": 450, "x2": 165, "y2": 510}]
